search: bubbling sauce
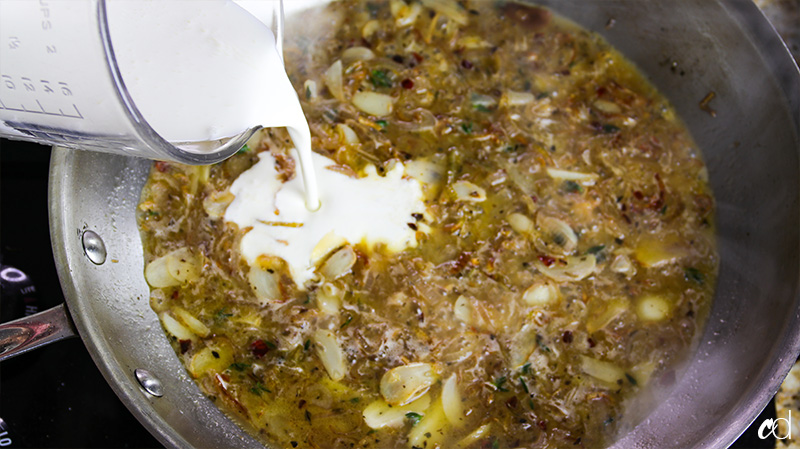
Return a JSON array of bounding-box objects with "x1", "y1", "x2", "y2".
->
[{"x1": 137, "y1": 2, "x2": 718, "y2": 448}]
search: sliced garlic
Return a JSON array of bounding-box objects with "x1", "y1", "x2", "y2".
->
[
  {"x1": 537, "y1": 216, "x2": 578, "y2": 254},
  {"x1": 352, "y1": 91, "x2": 394, "y2": 117},
  {"x1": 172, "y1": 307, "x2": 211, "y2": 338},
  {"x1": 320, "y1": 246, "x2": 357, "y2": 280},
  {"x1": 380, "y1": 362, "x2": 437, "y2": 406},
  {"x1": 507, "y1": 212, "x2": 534, "y2": 236},
  {"x1": 362, "y1": 394, "x2": 431, "y2": 429},
  {"x1": 316, "y1": 283, "x2": 342, "y2": 315},
  {"x1": 452, "y1": 180, "x2": 486, "y2": 202},
  {"x1": 580, "y1": 355, "x2": 625, "y2": 385},
  {"x1": 313, "y1": 329, "x2": 347, "y2": 381},
  {"x1": 407, "y1": 396, "x2": 447, "y2": 448},
  {"x1": 341, "y1": 46, "x2": 375, "y2": 65},
  {"x1": 442, "y1": 374, "x2": 464, "y2": 426},
  {"x1": 324, "y1": 60, "x2": 345, "y2": 102},
  {"x1": 522, "y1": 282, "x2": 559, "y2": 307},
  {"x1": 453, "y1": 295, "x2": 472, "y2": 324},
  {"x1": 636, "y1": 294, "x2": 671, "y2": 321},
  {"x1": 546, "y1": 168, "x2": 599, "y2": 185},
  {"x1": 189, "y1": 340, "x2": 234, "y2": 377},
  {"x1": 534, "y1": 255, "x2": 596, "y2": 282}
]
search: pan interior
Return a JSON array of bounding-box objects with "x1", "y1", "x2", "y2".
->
[{"x1": 48, "y1": 1, "x2": 800, "y2": 448}]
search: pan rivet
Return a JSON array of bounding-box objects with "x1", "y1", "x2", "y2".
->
[
  {"x1": 134, "y1": 369, "x2": 164, "y2": 397},
  {"x1": 81, "y1": 230, "x2": 107, "y2": 265}
]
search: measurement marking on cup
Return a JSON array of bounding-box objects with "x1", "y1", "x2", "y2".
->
[{"x1": 0, "y1": 97, "x2": 83, "y2": 119}]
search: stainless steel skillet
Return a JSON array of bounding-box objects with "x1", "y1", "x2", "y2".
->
[{"x1": 2, "y1": 1, "x2": 799, "y2": 447}]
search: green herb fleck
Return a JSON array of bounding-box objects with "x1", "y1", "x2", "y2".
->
[
  {"x1": 519, "y1": 376, "x2": 529, "y2": 394},
  {"x1": 660, "y1": 204, "x2": 668, "y2": 215},
  {"x1": 504, "y1": 144, "x2": 521, "y2": 153},
  {"x1": 406, "y1": 412, "x2": 423, "y2": 425},
  {"x1": 493, "y1": 376, "x2": 509, "y2": 392},
  {"x1": 305, "y1": 410, "x2": 312, "y2": 422},
  {"x1": 340, "y1": 315, "x2": 353, "y2": 329},
  {"x1": 350, "y1": 397, "x2": 360, "y2": 404},
  {"x1": 461, "y1": 122, "x2": 474, "y2": 134},
  {"x1": 214, "y1": 308, "x2": 233, "y2": 321},
  {"x1": 474, "y1": 104, "x2": 492, "y2": 112},
  {"x1": 535, "y1": 334, "x2": 551, "y2": 353},
  {"x1": 376, "y1": 119, "x2": 388, "y2": 129},
  {"x1": 521, "y1": 363, "x2": 531, "y2": 375},
  {"x1": 536, "y1": 92, "x2": 549, "y2": 100},
  {"x1": 587, "y1": 245, "x2": 606, "y2": 255},
  {"x1": 625, "y1": 373, "x2": 638, "y2": 386},
  {"x1": 303, "y1": 339, "x2": 311, "y2": 351},
  {"x1": 370, "y1": 69, "x2": 393, "y2": 88},
  {"x1": 492, "y1": 437, "x2": 500, "y2": 449},
  {"x1": 250, "y1": 382, "x2": 271, "y2": 395},
  {"x1": 147, "y1": 210, "x2": 160, "y2": 217},
  {"x1": 563, "y1": 180, "x2": 584, "y2": 194},
  {"x1": 236, "y1": 144, "x2": 250, "y2": 155},
  {"x1": 528, "y1": 399, "x2": 535, "y2": 410},
  {"x1": 684, "y1": 267, "x2": 705, "y2": 285},
  {"x1": 229, "y1": 362, "x2": 251, "y2": 372},
  {"x1": 305, "y1": 86, "x2": 312, "y2": 100},
  {"x1": 264, "y1": 340, "x2": 278, "y2": 350},
  {"x1": 602, "y1": 124, "x2": 621, "y2": 133}
]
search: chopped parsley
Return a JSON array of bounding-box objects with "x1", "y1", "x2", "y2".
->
[
  {"x1": 602, "y1": 124, "x2": 621, "y2": 133},
  {"x1": 536, "y1": 334, "x2": 551, "y2": 353},
  {"x1": 214, "y1": 308, "x2": 233, "y2": 321},
  {"x1": 563, "y1": 180, "x2": 584, "y2": 194},
  {"x1": 405, "y1": 412, "x2": 423, "y2": 425},
  {"x1": 370, "y1": 69, "x2": 393, "y2": 88},
  {"x1": 493, "y1": 376, "x2": 509, "y2": 392},
  {"x1": 376, "y1": 119, "x2": 388, "y2": 129},
  {"x1": 521, "y1": 363, "x2": 531, "y2": 375},
  {"x1": 250, "y1": 382, "x2": 271, "y2": 395},
  {"x1": 236, "y1": 144, "x2": 250, "y2": 154},
  {"x1": 685, "y1": 267, "x2": 705, "y2": 285},
  {"x1": 303, "y1": 339, "x2": 311, "y2": 351},
  {"x1": 587, "y1": 245, "x2": 606, "y2": 255},
  {"x1": 461, "y1": 122, "x2": 474, "y2": 134},
  {"x1": 474, "y1": 104, "x2": 492, "y2": 112},
  {"x1": 625, "y1": 373, "x2": 638, "y2": 386},
  {"x1": 519, "y1": 376, "x2": 529, "y2": 394},
  {"x1": 229, "y1": 362, "x2": 251, "y2": 372},
  {"x1": 340, "y1": 315, "x2": 353, "y2": 329}
]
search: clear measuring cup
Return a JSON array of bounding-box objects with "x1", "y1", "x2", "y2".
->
[{"x1": 0, "y1": 0, "x2": 284, "y2": 165}]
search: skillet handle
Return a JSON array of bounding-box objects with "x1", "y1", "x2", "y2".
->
[{"x1": 0, "y1": 304, "x2": 77, "y2": 362}]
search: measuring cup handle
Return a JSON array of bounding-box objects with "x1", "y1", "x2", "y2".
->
[{"x1": 0, "y1": 303, "x2": 77, "y2": 362}]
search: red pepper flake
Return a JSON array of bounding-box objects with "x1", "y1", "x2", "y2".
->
[
  {"x1": 250, "y1": 339, "x2": 270, "y2": 358},
  {"x1": 154, "y1": 161, "x2": 169, "y2": 172},
  {"x1": 587, "y1": 337, "x2": 596, "y2": 348},
  {"x1": 537, "y1": 255, "x2": 556, "y2": 267},
  {"x1": 633, "y1": 190, "x2": 644, "y2": 200},
  {"x1": 461, "y1": 59, "x2": 474, "y2": 69},
  {"x1": 412, "y1": 52, "x2": 424, "y2": 63},
  {"x1": 531, "y1": 195, "x2": 538, "y2": 203},
  {"x1": 179, "y1": 339, "x2": 191, "y2": 354},
  {"x1": 537, "y1": 420, "x2": 547, "y2": 431},
  {"x1": 505, "y1": 396, "x2": 519, "y2": 409},
  {"x1": 171, "y1": 290, "x2": 179, "y2": 299},
  {"x1": 562, "y1": 330, "x2": 573, "y2": 343},
  {"x1": 401, "y1": 78, "x2": 414, "y2": 89},
  {"x1": 407, "y1": 222, "x2": 418, "y2": 231}
]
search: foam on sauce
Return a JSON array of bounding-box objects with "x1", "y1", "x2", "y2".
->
[{"x1": 225, "y1": 151, "x2": 427, "y2": 286}]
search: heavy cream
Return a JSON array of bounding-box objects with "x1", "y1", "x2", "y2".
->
[
  {"x1": 106, "y1": 0, "x2": 319, "y2": 209},
  {"x1": 225, "y1": 151, "x2": 427, "y2": 287}
]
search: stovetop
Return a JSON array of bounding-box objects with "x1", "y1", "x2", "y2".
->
[{"x1": 0, "y1": 141, "x2": 778, "y2": 448}]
